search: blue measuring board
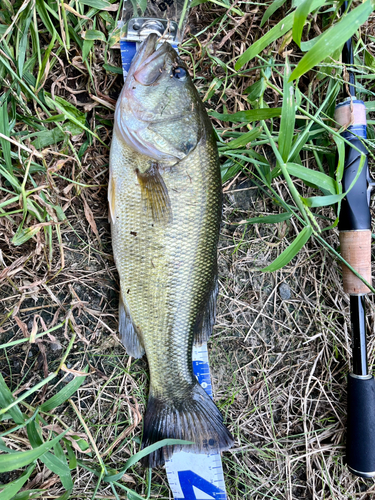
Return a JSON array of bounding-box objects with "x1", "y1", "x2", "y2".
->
[
  {"x1": 120, "y1": 39, "x2": 179, "y2": 77},
  {"x1": 118, "y1": 32, "x2": 228, "y2": 500}
]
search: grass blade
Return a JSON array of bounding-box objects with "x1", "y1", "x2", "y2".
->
[
  {"x1": 210, "y1": 108, "x2": 281, "y2": 122},
  {"x1": 279, "y1": 59, "x2": 295, "y2": 162},
  {"x1": 244, "y1": 212, "x2": 292, "y2": 224},
  {"x1": 79, "y1": 0, "x2": 113, "y2": 9},
  {"x1": 0, "y1": 428, "x2": 70, "y2": 472},
  {"x1": 292, "y1": 0, "x2": 326, "y2": 47},
  {"x1": 290, "y1": 0, "x2": 373, "y2": 80},
  {"x1": 261, "y1": 225, "x2": 312, "y2": 272},
  {"x1": 286, "y1": 162, "x2": 337, "y2": 194},
  {"x1": 0, "y1": 464, "x2": 35, "y2": 500},
  {"x1": 0, "y1": 100, "x2": 12, "y2": 172},
  {"x1": 0, "y1": 373, "x2": 24, "y2": 425},
  {"x1": 235, "y1": 12, "x2": 294, "y2": 70},
  {"x1": 220, "y1": 128, "x2": 262, "y2": 149},
  {"x1": 27, "y1": 419, "x2": 73, "y2": 491},
  {"x1": 103, "y1": 439, "x2": 194, "y2": 482},
  {"x1": 40, "y1": 365, "x2": 89, "y2": 413},
  {"x1": 260, "y1": 0, "x2": 288, "y2": 27}
]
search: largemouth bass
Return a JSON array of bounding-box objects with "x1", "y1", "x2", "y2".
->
[{"x1": 109, "y1": 34, "x2": 233, "y2": 467}]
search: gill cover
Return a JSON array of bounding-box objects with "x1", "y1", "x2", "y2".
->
[{"x1": 114, "y1": 34, "x2": 204, "y2": 163}]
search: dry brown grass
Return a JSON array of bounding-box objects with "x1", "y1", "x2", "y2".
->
[{"x1": 1, "y1": 0, "x2": 375, "y2": 498}]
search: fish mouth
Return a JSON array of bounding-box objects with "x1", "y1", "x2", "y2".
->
[{"x1": 130, "y1": 34, "x2": 176, "y2": 86}]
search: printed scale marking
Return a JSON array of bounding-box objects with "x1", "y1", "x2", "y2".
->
[{"x1": 119, "y1": 37, "x2": 228, "y2": 500}]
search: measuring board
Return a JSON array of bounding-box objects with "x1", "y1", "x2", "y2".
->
[{"x1": 117, "y1": 25, "x2": 228, "y2": 500}]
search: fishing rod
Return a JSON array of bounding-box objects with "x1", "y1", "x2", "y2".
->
[{"x1": 334, "y1": 1, "x2": 375, "y2": 478}]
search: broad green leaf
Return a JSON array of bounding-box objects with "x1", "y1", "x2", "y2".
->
[
  {"x1": 0, "y1": 428, "x2": 69, "y2": 472},
  {"x1": 286, "y1": 163, "x2": 337, "y2": 194},
  {"x1": 364, "y1": 48, "x2": 375, "y2": 71},
  {"x1": 244, "y1": 213, "x2": 292, "y2": 224},
  {"x1": 0, "y1": 439, "x2": 16, "y2": 453},
  {"x1": 209, "y1": 108, "x2": 281, "y2": 122},
  {"x1": 244, "y1": 78, "x2": 267, "y2": 102},
  {"x1": 103, "y1": 63, "x2": 123, "y2": 74},
  {"x1": 0, "y1": 464, "x2": 35, "y2": 500},
  {"x1": 303, "y1": 141, "x2": 366, "y2": 207},
  {"x1": 35, "y1": 0, "x2": 62, "y2": 46},
  {"x1": 11, "y1": 490, "x2": 45, "y2": 500},
  {"x1": 0, "y1": 101, "x2": 12, "y2": 172},
  {"x1": 12, "y1": 225, "x2": 42, "y2": 246},
  {"x1": 17, "y1": 6, "x2": 33, "y2": 77},
  {"x1": 300, "y1": 32, "x2": 324, "y2": 52},
  {"x1": 27, "y1": 419, "x2": 73, "y2": 491},
  {"x1": 279, "y1": 59, "x2": 295, "y2": 162},
  {"x1": 79, "y1": 0, "x2": 113, "y2": 9},
  {"x1": 302, "y1": 193, "x2": 346, "y2": 207},
  {"x1": 66, "y1": 441, "x2": 77, "y2": 469},
  {"x1": 103, "y1": 439, "x2": 193, "y2": 482},
  {"x1": 31, "y1": 122, "x2": 84, "y2": 149},
  {"x1": 0, "y1": 164, "x2": 21, "y2": 192},
  {"x1": 365, "y1": 101, "x2": 375, "y2": 112},
  {"x1": 41, "y1": 451, "x2": 73, "y2": 490},
  {"x1": 235, "y1": 12, "x2": 294, "y2": 70},
  {"x1": 40, "y1": 365, "x2": 88, "y2": 412},
  {"x1": 290, "y1": 0, "x2": 373, "y2": 80},
  {"x1": 333, "y1": 134, "x2": 345, "y2": 184},
  {"x1": 53, "y1": 96, "x2": 86, "y2": 126},
  {"x1": 220, "y1": 160, "x2": 243, "y2": 183},
  {"x1": 293, "y1": 0, "x2": 326, "y2": 46},
  {"x1": 35, "y1": 31, "x2": 56, "y2": 91},
  {"x1": 44, "y1": 114, "x2": 66, "y2": 123},
  {"x1": 82, "y1": 38, "x2": 94, "y2": 62},
  {"x1": 0, "y1": 373, "x2": 24, "y2": 425},
  {"x1": 220, "y1": 128, "x2": 262, "y2": 149},
  {"x1": 127, "y1": 491, "x2": 145, "y2": 500},
  {"x1": 261, "y1": 0, "x2": 288, "y2": 27},
  {"x1": 82, "y1": 29, "x2": 106, "y2": 42},
  {"x1": 203, "y1": 77, "x2": 222, "y2": 102},
  {"x1": 261, "y1": 225, "x2": 312, "y2": 272}
]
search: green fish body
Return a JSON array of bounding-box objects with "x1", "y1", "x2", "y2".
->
[{"x1": 109, "y1": 34, "x2": 233, "y2": 467}]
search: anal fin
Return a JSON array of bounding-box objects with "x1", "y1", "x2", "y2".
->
[
  {"x1": 136, "y1": 163, "x2": 172, "y2": 224},
  {"x1": 119, "y1": 293, "x2": 145, "y2": 359},
  {"x1": 194, "y1": 274, "x2": 219, "y2": 346}
]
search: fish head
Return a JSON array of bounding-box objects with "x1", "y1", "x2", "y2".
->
[{"x1": 115, "y1": 34, "x2": 209, "y2": 164}]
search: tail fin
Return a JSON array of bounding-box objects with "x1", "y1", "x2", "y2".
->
[{"x1": 140, "y1": 382, "x2": 233, "y2": 467}]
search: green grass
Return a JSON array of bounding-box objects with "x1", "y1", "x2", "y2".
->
[{"x1": 1, "y1": 0, "x2": 375, "y2": 498}]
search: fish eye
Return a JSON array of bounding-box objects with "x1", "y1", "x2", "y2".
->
[{"x1": 172, "y1": 67, "x2": 187, "y2": 80}]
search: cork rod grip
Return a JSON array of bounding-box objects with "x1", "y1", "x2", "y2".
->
[{"x1": 340, "y1": 230, "x2": 372, "y2": 294}]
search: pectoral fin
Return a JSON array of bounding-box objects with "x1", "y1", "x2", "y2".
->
[
  {"x1": 119, "y1": 293, "x2": 145, "y2": 359},
  {"x1": 136, "y1": 163, "x2": 172, "y2": 224},
  {"x1": 108, "y1": 174, "x2": 117, "y2": 225}
]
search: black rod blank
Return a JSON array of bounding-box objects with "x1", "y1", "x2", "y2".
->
[{"x1": 350, "y1": 295, "x2": 368, "y2": 376}]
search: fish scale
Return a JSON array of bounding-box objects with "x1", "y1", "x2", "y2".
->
[{"x1": 112, "y1": 133, "x2": 220, "y2": 396}]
